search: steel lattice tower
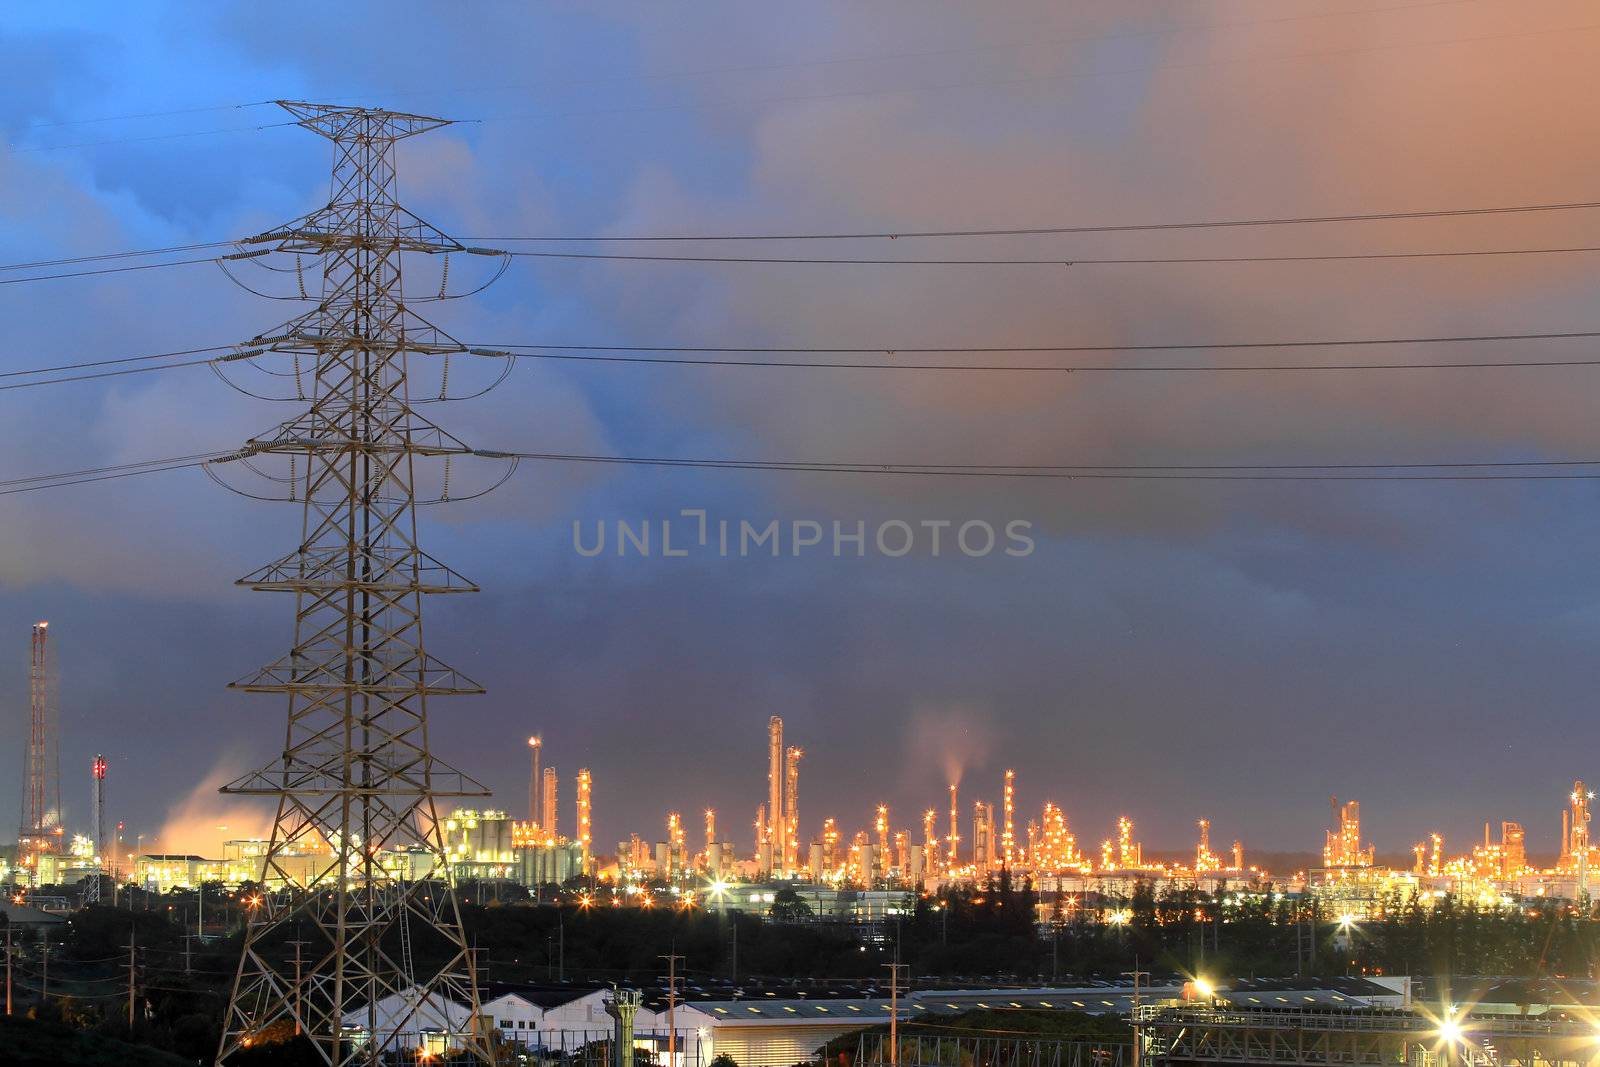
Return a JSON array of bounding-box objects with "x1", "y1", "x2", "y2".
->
[
  {"x1": 216, "y1": 102, "x2": 491, "y2": 1066},
  {"x1": 83, "y1": 754, "x2": 107, "y2": 904},
  {"x1": 18, "y1": 621, "x2": 60, "y2": 868}
]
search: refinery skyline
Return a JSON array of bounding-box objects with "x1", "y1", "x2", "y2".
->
[{"x1": 8, "y1": 649, "x2": 1596, "y2": 870}]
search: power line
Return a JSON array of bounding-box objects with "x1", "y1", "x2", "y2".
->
[
  {"x1": 10, "y1": 447, "x2": 1600, "y2": 499},
  {"x1": 10, "y1": 203, "x2": 1600, "y2": 280},
  {"x1": 0, "y1": 344, "x2": 237, "y2": 380},
  {"x1": 471, "y1": 449, "x2": 1600, "y2": 481},
  {"x1": 0, "y1": 242, "x2": 237, "y2": 273},
  {"x1": 502, "y1": 244, "x2": 1600, "y2": 267},
  {"x1": 0, "y1": 462, "x2": 212, "y2": 495},
  {"x1": 9, "y1": 241, "x2": 1587, "y2": 286},
  {"x1": 11, "y1": 329, "x2": 1600, "y2": 397},
  {"x1": 487, "y1": 327, "x2": 1600, "y2": 357},
  {"x1": 21, "y1": 101, "x2": 274, "y2": 130},
  {"x1": 0, "y1": 255, "x2": 223, "y2": 286},
  {"x1": 497, "y1": 351, "x2": 1600, "y2": 373},
  {"x1": 8, "y1": 120, "x2": 298, "y2": 154},
  {"x1": 0, "y1": 452, "x2": 233, "y2": 497},
  {"x1": 0, "y1": 452, "x2": 230, "y2": 488},
  {"x1": 465, "y1": 198, "x2": 1600, "y2": 243},
  {"x1": 0, "y1": 355, "x2": 222, "y2": 390},
  {"x1": 7, "y1": 238, "x2": 1594, "y2": 284}
]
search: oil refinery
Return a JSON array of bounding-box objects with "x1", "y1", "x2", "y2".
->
[{"x1": 12, "y1": 672, "x2": 1600, "y2": 923}]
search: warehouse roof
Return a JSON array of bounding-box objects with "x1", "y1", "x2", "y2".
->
[
  {"x1": 910, "y1": 985, "x2": 1184, "y2": 1015},
  {"x1": 484, "y1": 985, "x2": 607, "y2": 1009},
  {"x1": 685, "y1": 998, "x2": 896, "y2": 1023}
]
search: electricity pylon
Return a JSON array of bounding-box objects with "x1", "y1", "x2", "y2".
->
[{"x1": 216, "y1": 102, "x2": 492, "y2": 1066}]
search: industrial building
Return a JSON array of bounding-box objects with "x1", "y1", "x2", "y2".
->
[
  {"x1": 1137, "y1": 981, "x2": 1600, "y2": 1067},
  {"x1": 334, "y1": 985, "x2": 1203, "y2": 1067},
  {"x1": 115, "y1": 806, "x2": 584, "y2": 894}
]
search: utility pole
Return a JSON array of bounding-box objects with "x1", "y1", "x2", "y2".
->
[
  {"x1": 127, "y1": 927, "x2": 137, "y2": 1029},
  {"x1": 884, "y1": 963, "x2": 909, "y2": 1067},
  {"x1": 1125, "y1": 964, "x2": 1150, "y2": 1067},
  {"x1": 5, "y1": 926, "x2": 11, "y2": 1016},
  {"x1": 659, "y1": 953, "x2": 684, "y2": 1067},
  {"x1": 213, "y1": 101, "x2": 500, "y2": 1065},
  {"x1": 39, "y1": 932, "x2": 48, "y2": 1004},
  {"x1": 184, "y1": 933, "x2": 192, "y2": 976},
  {"x1": 287, "y1": 937, "x2": 309, "y2": 1036}
]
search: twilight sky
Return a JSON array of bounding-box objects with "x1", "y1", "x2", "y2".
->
[{"x1": 4, "y1": 0, "x2": 1600, "y2": 864}]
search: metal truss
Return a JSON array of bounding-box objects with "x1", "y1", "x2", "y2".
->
[
  {"x1": 1137, "y1": 1006, "x2": 1600, "y2": 1067},
  {"x1": 216, "y1": 101, "x2": 492, "y2": 1066}
]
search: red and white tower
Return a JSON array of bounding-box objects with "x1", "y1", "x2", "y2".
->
[
  {"x1": 84, "y1": 755, "x2": 107, "y2": 903},
  {"x1": 528, "y1": 735, "x2": 542, "y2": 829},
  {"x1": 18, "y1": 621, "x2": 61, "y2": 868},
  {"x1": 92, "y1": 755, "x2": 107, "y2": 861}
]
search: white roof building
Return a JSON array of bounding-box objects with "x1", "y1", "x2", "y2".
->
[
  {"x1": 339, "y1": 987, "x2": 476, "y2": 1056},
  {"x1": 649, "y1": 999, "x2": 893, "y2": 1067},
  {"x1": 483, "y1": 987, "x2": 614, "y2": 1048}
]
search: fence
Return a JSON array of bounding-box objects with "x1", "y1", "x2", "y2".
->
[{"x1": 848, "y1": 1032, "x2": 1133, "y2": 1067}]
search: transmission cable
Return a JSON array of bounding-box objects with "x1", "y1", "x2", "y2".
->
[
  {"x1": 9, "y1": 120, "x2": 299, "y2": 154},
  {"x1": 500, "y1": 244, "x2": 1600, "y2": 267},
  {"x1": 465, "y1": 198, "x2": 1600, "y2": 243},
  {"x1": 0, "y1": 355, "x2": 225, "y2": 390},
  {"x1": 0, "y1": 241, "x2": 238, "y2": 273},
  {"x1": 0, "y1": 451, "x2": 236, "y2": 497},
  {"x1": 470, "y1": 449, "x2": 1600, "y2": 481},
  {"x1": 0, "y1": 254, "x2": 225, "y2": 285},
  {"x1": 10, "y1": 242, "x2": 1599, "y2": 282},
  {"x1": 10, "y1": 196, "x2": 1600, "y2": 277},
  {"x1": 495, "y1": 350, "x2": 1600, "y2": 373},
  {"x1": 13, "y1": 330, "x2": 1600, "y2": 395},
  {"x1": 0, "y1": 344, "x2": 238, "y2": 380},
  {"x1": 21, "y1": 101, "x2": 274, "y2": 130},
  {"x1": 492, "y1": 327, "x2": 1600, "y2": 356}
]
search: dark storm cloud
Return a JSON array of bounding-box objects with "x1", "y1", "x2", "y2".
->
[{"x1": 3, "y1": 1, "x2": 1600, "y2": 861}]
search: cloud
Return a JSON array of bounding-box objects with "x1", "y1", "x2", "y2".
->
[{"x1": 4, "y1": 1, "x2": 1600, "y2": 855}]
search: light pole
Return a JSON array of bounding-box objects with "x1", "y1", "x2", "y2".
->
[
  {"x1": 885, "y1": 963, "x2": 909, "y2": 1067},
  {"x1": 1124, "y1": 964, "x2": 1149, "y2": 1067}
]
